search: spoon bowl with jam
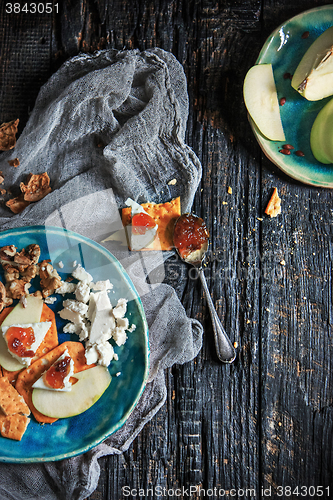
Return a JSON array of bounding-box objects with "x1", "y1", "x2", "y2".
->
[{"x1": 173, "y1": 213, "x2": 236, "y2": 364}]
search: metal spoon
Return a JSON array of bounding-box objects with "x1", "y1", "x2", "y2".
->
[{"x1": 173, "y1": 213, "x2": 236, "y2": 364}]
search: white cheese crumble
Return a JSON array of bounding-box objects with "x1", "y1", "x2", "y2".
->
[
  {"x1": 56, "y1": 264, "x2": 135, "y2": 367},
  {"x1": 72, "y1": 264, "x2": 93, "y2": 283},
  {"x1": 56, "y1": 281, "x2": 76, "y2": 295},
  {"x1": 75, "y1": 280, "x2": 91, "y2": 303}
]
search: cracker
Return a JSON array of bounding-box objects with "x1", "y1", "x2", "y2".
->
[
  {"x1": 16, "y1": 341, "x2": 95, "y2": 423},
  {"x1": 122, "y1": 196, "x2": 181, "y2": 251},
  {"x1": 0, "y1": 413, "x2": 30, "y2": 441},
  {"x1": 0, "y1": 376, "x2": 30, "y2": 416},
  {"x1": 265, "y1": 187, "x2": 281, "y2": 218}
]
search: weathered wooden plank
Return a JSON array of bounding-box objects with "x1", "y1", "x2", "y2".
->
[{"x1": 259, "y1": 0, "x2": 333, "y2": 493}]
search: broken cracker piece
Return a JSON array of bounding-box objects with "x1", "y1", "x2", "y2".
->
[
  {"x1": 0, "y1": 119, "x2": 19, "y2": 151},
  {"x1": 265, "y1": 187, "x2": 281, "y2": 218},
  {"x1": 0, "y1": 413, "x2": 30, "y2": 441},
  {"x1": 20, "y1": 172, "x2": 51, "y2": 202},
  {"x1": 0, "y1": 377, "x2": 30, "y2": 416}
]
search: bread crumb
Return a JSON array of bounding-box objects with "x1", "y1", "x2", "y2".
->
[
  {"x1": 168, "y1": 178, "x2": 177, "y2": 186},
  {"x1": 227, "y1": 186, "x2": 232, "y2": 194},
  {"x1": 280, "y1": 259, "x2": 286, "y2": 266}
]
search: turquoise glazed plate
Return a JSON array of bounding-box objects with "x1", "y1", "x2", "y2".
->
[
  {"x1": 249, "y1": 5, "x2": 333, "y2": 187},
  {"x1": 0, "y1": 226, "x2": 149, "y2": 463}
]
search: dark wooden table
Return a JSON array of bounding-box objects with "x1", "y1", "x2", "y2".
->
[{"x1": 1, "y1": 1, "x2": 333, "y2": 498}]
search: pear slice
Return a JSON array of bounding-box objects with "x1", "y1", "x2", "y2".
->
[
  {"x1": 0, "y1": 296, "x2": 43, "y2": 371},
  {"x1": 243, "y1": 64, "x2": 285, "y2": 141},
  {"x1": 310, "y1": 96, "x2": 333, "y2": 164},
  {"x1": 292, "y1": 26, "x2": 333, "y2": 101},
  {"x1": 32, "y1": 365, "x2": 111, "y2": 418}
]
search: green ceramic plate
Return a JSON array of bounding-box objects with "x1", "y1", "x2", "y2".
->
[
  {"x1": 249, "y1": 5, "x2": 333, "y2": 187},
  {"x1": 0, "y1": 226, "x2": 149, "y2": 463}
]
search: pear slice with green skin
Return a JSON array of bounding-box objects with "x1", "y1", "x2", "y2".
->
[
  {"x1": 243, "y1": 64, "x2": 285, "y2": 141},
  {"x1": 0, "y1": 296, "x2": 44, "y2": 371},
  {"x1": 32, "y1": 365, "x2": 111, "y2": 418},
  {"x1": 292, "y1": 26, "x2": 333, "y2": 101},
  {"x1": 310, "y1": 96, "x2": 333, "y2": 164}
]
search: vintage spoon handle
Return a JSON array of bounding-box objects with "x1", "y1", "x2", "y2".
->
[{"x1": 198, "y1": 267, "x2": 236, "y2": 363}]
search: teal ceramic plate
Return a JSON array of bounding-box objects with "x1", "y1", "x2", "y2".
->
[
  {"x1": 0, "y1": 226, "x2": 149, "y2": 463},
  {"x1": 250, "y1": 5, "x2": 333, "y2": 187}
]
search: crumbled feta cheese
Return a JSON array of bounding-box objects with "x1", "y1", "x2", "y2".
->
[
  {"x1": 56, "y1": 281, "x2": 76, "y2": 295},
  {"x1": 58, "y1": 299, "x2": 88, "y2": 324},
  {"x1": 72, "y1": 260, "x2": 77, "y2": 267},
  {"x1": 75, "y1": 280, "x2": 91, "y2": 303},
  {"x1": 96, "y1": 341, "x2": 114, "y2": 367},
  {"x1": 58, "y1": 261, "x2": 64, "y2": 268},
  {"x1": 113, "y1": 326, "x2": 127, "y2": 346},
  {"x1": 113, "y1": 298, "x2": 127, "y2": 319},
  {"x1": 63, "y1": 322, "x2": 82, "y2": 335},
  {"x1": 128, "y1": 323, "x2": 136, "y2": 332},
  {"x1": 72, "y1": 264, "x2": 93, "y2": 283},
  {"x1": 44, "y1": 296, "x2": 57, "y2": 304},
  {"x1": 88, "y1": 291, "x2": 115, "y2": 344},
  {"x1": 116, "y1": 317, "x2": 129, "y2": 330},
  {"x1": 91, "y1": 280, "x2": 113, "y2": 291},
  {"x1": 62, "y1": 299, "x2": 88, "y2": 315},
  {"x1": 85, "y1": 344, "x2": 99, "y2": 365}
]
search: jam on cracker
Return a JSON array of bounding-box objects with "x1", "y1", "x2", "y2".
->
[{"x1": 5, "y1": 326, "x2": 35, "y2": 358}]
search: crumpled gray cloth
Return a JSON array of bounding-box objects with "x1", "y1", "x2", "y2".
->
[{"x1": 0, "y1": 48, "x2": 203, "y2": 500}]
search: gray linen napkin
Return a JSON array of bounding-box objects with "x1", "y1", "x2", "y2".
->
[{"x1": 0, "y1": 48, "x2": 203, "y2": 499}]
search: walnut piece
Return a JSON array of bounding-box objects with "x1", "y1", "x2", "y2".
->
[
  {"x1": 39, "y1": 260, "x2": 62, "y2": 298},
  {"x1": 0, "y1": 281, "x2": 6, "y2": 312},
  {"x1": 265, "y1": 187, "x2": 281, "y2": 218},
  {"x1": 6, "y1": 194, "x2": 30, "y2": 214},
  {"x1": 27, "y1": 244, "x2": 41, "y2": 264},
  {"x1": 0, "y1": 119, "x2": 19, "y2": 151},
  {"x1": 20, "y1": 172, "x2": 51, "y2": 202},
  {"x1": 8, "y1": 158, "x2": 20, "y2": 167},
  {"x1": 6, "y1": 280, "x2": 30, "y2": 300}
]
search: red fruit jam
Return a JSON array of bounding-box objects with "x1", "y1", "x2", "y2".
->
[
  {"x1": 132, "y1": 212, "x2": 156, "y2": 235},
  {"x1": 6, "y1": 326, "x2": 35, "y2": 358},
  {"x1": 45, "y1": 356, "x2": 71, "y2": 389},
  {"x1": 173, "y1": 214, "x2": 209, "y2": 259}
]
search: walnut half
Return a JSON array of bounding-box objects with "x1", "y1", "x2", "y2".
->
[{"x1": 39, "y1": 260, "x2": 62, "y2": 298}]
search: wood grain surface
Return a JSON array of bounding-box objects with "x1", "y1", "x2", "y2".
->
[{"x1": 1, "y1": 1, "x2": 333, "y2": 498}]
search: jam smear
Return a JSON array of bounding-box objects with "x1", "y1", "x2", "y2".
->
[
  {"x1": 173, "y1": 214, "x2": 209, "y2": 259},
  {"x1": 45, "y1": 356, "x2": 71, "y2": 389},
  {"x1": 132, "y1": 212, "x2": 156, "y2": 235},
  {"x1": 6, "y1": 326, "x2": 35, "y2": 358}
]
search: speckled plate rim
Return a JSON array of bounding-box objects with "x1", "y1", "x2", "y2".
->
[
  {"x1": 250, "y1": 5, "x2": 333, "y2": 188},
  {"x1": 0, "y1": 225, "x2": 149, "y2": 463}
]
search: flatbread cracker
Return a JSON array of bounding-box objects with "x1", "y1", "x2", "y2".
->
[
  {"x1": 122, "y1": 197, "x2": 181, "y2": 251},
  {"x1": 0, "y1": 376, "x2": 30, "y2": 416},
  {"x1": 16, "y1": 341, "x2": 95, "y2": 423},
  {"x1": 0, "y1": 413, "x2": 30, "y2": 441}
]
